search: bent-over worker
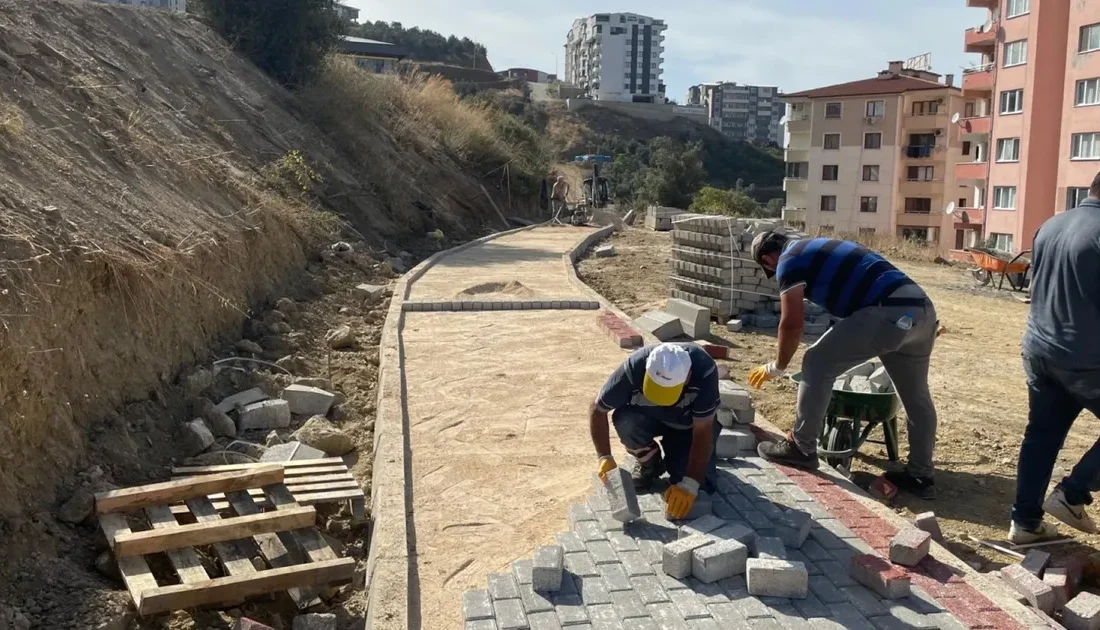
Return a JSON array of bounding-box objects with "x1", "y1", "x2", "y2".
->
[
  {"x1": 590, "y1": 343, "x2": 722, "y2": 519},
  {"x1": 551, "y1": 175, "x2": 570, "y2": 220},
  {"x1": 747, "y1": 232, "x2": 941, "y2": 499}
]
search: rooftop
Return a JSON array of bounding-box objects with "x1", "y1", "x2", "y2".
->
[
  {"x1": 337, "y1": 36, "x2": 407, "y2": 59},
  {"x1": 785, "y1": 67, "x2": 953, "y2": 100}
]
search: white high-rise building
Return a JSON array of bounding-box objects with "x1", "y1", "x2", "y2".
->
[
  {"x1": 564, "y1": 13, "x2": 666, "y2": 103},
  {"x1": 686, "y1": 82, "x2": 785, "y2": 145}
]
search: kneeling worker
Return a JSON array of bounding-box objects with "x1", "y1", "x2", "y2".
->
[
  {"x1": 590, "y1": 343, "x2": 722, "y2": 519},
  {"x1": 747, "y1": 231, "x2": 940, "y2": 499}
]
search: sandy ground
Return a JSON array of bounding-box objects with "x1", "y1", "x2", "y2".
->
[
  {"x1": 577, "y1": 227, "x2": 1100, "y2": 569},
  {"x1": 402, "y1": 227, "x2": 634, "y2": 629}
]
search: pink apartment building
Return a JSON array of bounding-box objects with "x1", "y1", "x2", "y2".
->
[{"x1": 960, "y1": 0, "x2": 1100, "y2": 254}]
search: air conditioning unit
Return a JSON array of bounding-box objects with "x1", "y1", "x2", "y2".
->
[
  {"x1": 935, "y1": 129, "x2": 943, "y2": 136},
  {"x1": 937, "y1": 97, "x2": 944, "y2": 104},
  {"x1": 864, "y1": 116, "x2": 877, "y2": 125}
]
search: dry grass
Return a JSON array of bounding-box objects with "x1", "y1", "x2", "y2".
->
[
  {"x1": 0, "y1": 102, "x2": 22, "y2": 137},
  {"x1": 818, "y1": 229, "x2": 948, "y2": 265}
]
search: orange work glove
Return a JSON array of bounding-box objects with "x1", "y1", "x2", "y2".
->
[
  {"x1": 664, "y1": 477, "x2": 700, "y2": 519},
  {"x1": 597, "y1": 456, "x2": 617, "y2": 483}
]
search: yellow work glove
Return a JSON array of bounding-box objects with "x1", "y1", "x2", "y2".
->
[
  {"x1": 597, "y1": 456, "x2": 617, "y2": 483},
  {"x1": 748, "y1": 361, "x2": 785, "y2": 389},
  {"x1": 664, "y1": 478, "x2": 700, "y2": 519}
]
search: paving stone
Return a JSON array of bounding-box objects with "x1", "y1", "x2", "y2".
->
[
  {"x1": 850, "y1": 554, "x2": 909, "y2": 600},
  {"x1": 711, "y1": 498, "x2": 740, "y2": 521},
  {"x1": 1002, "y1": 563, "x2": 1056, "y2": 613},
  {"x1": 770, "y1": 605, "x2": 806, "y2": 630},
  {"x1": 489, "y1": 573, "x2": 522, "y2": 600},
  {"x1": 923, "y1": 612, "x2": 967, "y2": 630},
  {"x1": 608, "y1": 532, "x2": 639, "y2": 553},
  {"x1": 678, "y1": 515, "x2": 726, "y2": 539},
  {"x1": 618, "y1": 551, "x2": 654, "y2": 577},
  {"x1": 569, "y1": 505, "x2": 598, "y2": 527},
  {"x1": 826, "y1": 602, "x2": 876, "y2": 629},
  {"x1": 798, "y1": 539, "x2": 831, "y2": 563},
  {"x1": 564, "y1": 553, "x2": 599, "y2": 578},
  {"x1": 746, "y1": 559, "x2": 808, "y2": 599},
  {"x1": 774, "y1": 508, "x2": 812, "y2": 549},
  {"x1": 755, "y1": 536, "x2": 786, "y2": 560},
  {"x1": 1021, "y1": 549, "x2": 1052, "y2": 576},
  {"x1": 663, "y1": 534, "x2": 714, "y2": 579},
  {"x1": 610, "y1": 591, "x2": 648, "y2": 620},
  {"x1": 912, "y1": 511, "x2": 944, "y2": 545},
  {"x1": 684, "y1": 492, "x2": 714, "y2": 520},
  {"x1": 883, "y1": 600, "x2": 937, "y2": 629},
  {"x1": 840, "y1": 584, "x2": 890, "y2": 617},
  {"x1": 808, "y1": 526, "x2": 848, "y2": 551},
  {"x1": 494, "y1": 598, "x2": 529, "y2": 630},
  {"x1": 528, "y1": 611, "x2": 562, "y2": 630},
  {"x1": 638, "y1": 539, "x2": 664, "y2": 565},
  {"x1": 816, "y1": 559, "x2": 856, "y2": 587},
  {"x1": 552, "y1": 593, "x2": 589, "y2": 626},
  {"x1": 669, "y1": 587, "x2": 711, "y2": 619},
  {"x1": 597, "y1": 563, "x2": 632, "y2": 592},
  {"x1": 786, "y1": 550, "x2": 819, "y2": 575},
  {"x1": 463, "y1": 590, "x2": 495, "y2": 620},
  {"x1": 646, "y1": 603, "x2": 689, "y2": 629},
  {"x1": 904, "y1": 586, "x2": 945, "y2": 614},
  {"x1": 888, "y1": 528, "x2": 930, "y2": 567},
  {"x1": 588, "y1": 541, "x2": 619, "y2": 566},
  {"x1": 629, "y1": 575, "x2": 671, "y2": 605},
  {"x1": 1064, "y1": 591, "x2": 1100, "y2": 630},
  {"x1": 576, "y1": 575, "x2": 613, "y2": 605},
  {"x1": 807, "y1": 575, "x2": 846, "y2": 604},
  {"x1": 742, "y1": 510, "x2": 773, "y2": 531},
  {"x1": 707, "y1": 602, "x2": 746, "y2": 625},
  {"x1": 557, "y1": 532, "x2": 586, "y2": 554},
  {"x1": 1045, "y1": 565, "x2": 1073, "y2": 610},
  {"x1": 576, "y1": 521, "x2": 608, "y2": 542},
  {"x1": 711, "y1": 522, "x2": 757, "y2": 552},
  {"x1": 692, "y1": 538, "x2": 748, "y2": 583},
  {"x1": 748, "y1": 620, "x2": 783, "y2": 629},
  {"x1": 513, "y1": 559, "x2": 533, "y2": 585},
  {"x1": 621, "y1": 619, "x2": 656, "y2": 630},
  {"x1": 792, "y1": 591, "x2": 830, "y2": 618},
  {"x1": 465, "y1": 620, "x2": 498, "y2": 630},
  {"x1": 533, "y1": 545, "x2": 564, "y2": 592},
  {"x1": 597, "y1": 511, "x2": 626, "y2": 534},
  {"x1": 727, "y1": 593, "x2": 771, "y2": 618},
  {"x1": 687, "y1": 578, "x2": 729, "y2": 605},
  {"x1": 658, "y1": 572, "x2": 691, "y2": 591},
  {"x1": 521, "y1": 586, "x2": 555, "y2": 614},
  {"x1": 716, "y1": 427, "x2": 756, "y2": 457},
  {"x1": 587, "y1": 604, "x2": 619, "y2": 625}
]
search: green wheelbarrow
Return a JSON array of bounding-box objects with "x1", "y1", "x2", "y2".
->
[{"x1": 788, "y1": 371, "x2": 901, "y2": 469}]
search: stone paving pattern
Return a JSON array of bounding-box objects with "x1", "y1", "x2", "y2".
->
[{"x1": 463, "y1": 451, "x2": 1036, "y2": 630}]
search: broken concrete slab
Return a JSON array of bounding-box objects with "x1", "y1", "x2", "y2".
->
[
  {"x1": 666, "y1": 298, "x2": 710, "y2": 339},
  {"x1": 260, "y1": 441, "x2": 327, "y2": 462},
  {"x1": 594, "y1": 244, "x2": 616, "y2": 258},
  {"x1": 293, "y1": 376, "x2": 335, "y2": 391},
  {"x1": 292, "y1": 416, "x2": 355, "y2": 456},
  {"x1": 180, "y1": 419, "x2": 215, "y2": 456},
  {"x1": 356, "y1": 284, "x2": 389, "y2": 302},
  {"x1": 238, "y1": 399, "x2": 291, "y2": 431},
  {"x1": 869, "y1": 366, "x2": 893, "y2": 393},
  {"x1": 325, "y1": 325, "x2": 356, "y2": 349},
  {"x1": 215, "y1": 388, "x2": 268, "y2": 414},
  {"x1": 280, "y1": 384, "x2": 336, "y2": 416},
  {"x1": 194, "y1": 397, "x2": 236, "y2": 438},
  {"x1": 632, "y1": 311, "x2": 684, "y2": 341},
  {"x1": 848, "y1": 375, "x2": 873, "y2": 394}
]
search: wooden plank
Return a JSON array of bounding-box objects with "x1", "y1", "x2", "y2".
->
[
  {"x1": 198, "y1": 480, "x2": 360, "y2": 501},
  {"x1": 186, "y1": 497, "x2": 258, "y2": 577},
  {"x1": 264, "y1": 484, "x2": 339, "y2": 564},
  {"x1": 138, "y1": 558, "x2": 355, "y2": 616},
  {"x1": 113, "y1": 506, "x2": 316, "y2": 557},
  {"x1": 100, "y1": 513, "x2": 160, "y2": 610},
  {"x1": 171, "y1": 459, "x2": 344, "y2": 475},
  {"x1": 225, "y1": 487, "x2": 319, "y2": 609},
  {"x1": 96, "y1": 466, "x2": 284, "y2": 514},
  {"x1": 144, "y1": 506, "x2": 210, "y2": 584},
  {"x1": 294, "y1": 489, "x2": 364, "y2": 506},
  {"x1": 174, "y1": 466, "x2": 349, "y2": 479}
]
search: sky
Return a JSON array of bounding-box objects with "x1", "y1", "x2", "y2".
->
[{"x1": 345, "y1": 0, "x2": 985, "y2": 100}]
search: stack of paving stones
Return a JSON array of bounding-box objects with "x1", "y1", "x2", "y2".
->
[
  {"x1": 731, "y1": 299, "x2": 833, "y2": 337},
  {"x1": 644, "y1": 206, "x2": 684, "y2": 231},
  {"x1": 461, "y1": 455, "x2": 970, "y2": 629},
  {"x1": 995, "y1": 548, "x2": 1100, "y2": 626},
  {"x1": 833, "y1": 359, "x2": 896, "y2": 395}
]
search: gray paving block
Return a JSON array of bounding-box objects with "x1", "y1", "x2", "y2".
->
[
  {"x1": 888, "y1": 528, "x2": 930, "y2": 567},
  {"x1": 746, "y1": 558, "x2": 809, "y2": 599},
  {"x1": 521, "y1": 586, "x2": 554, "y2": 614},
  {"x1": 668, "y1": 587, "x2": 711, "y2": 620},
  {"x1": 552, "y1": 592, "x2": 588, "y2": 626},
  {"x1": 629, "y1": 575, "x2": 671, "y2": 605},
  {"x1": 493, "y1": 598, "x2": 528, "y2": 630},
  {"x1": 463, "y1": 589, "x2": 495, "y2": 621},
  {"x1": 513, "y1": 559, "x2": 533, "y2": 585},
  {"x1": 1002, "y1": 563, "x2": 1056, "y2": 614},
  {"x1": 528, "y1": 611, "x2": 562, "y2": 630},
  {"x1": 488, "y1": 573, "x2": 521, "y2": 600},
  {"x1": 711, "y1": 522, "x2": 757, "y2": 553},
  {"x1": 840, "y1": 584, "x2": 890, "y2": 617},
  {"x1": 557, "y1": 531, "x2": 586, "y2": 554},
  {"x1": 692, "y1": 538, "x2": 748, "y2": 583},
  {"x1": 607, "y1": 532, "x2": 639, "y2": 553},
  {"x1": 1064, "y1": 591, "x2": 1100, "y2": 630},
  {"x1": 716, "y1": 427, "x2": 756, "y2": 457},
  {"x1": 568, "y1": 504, "x2": 598, "y2": 527},
  {"x1": 597, "y1": 563, "x2": 632, "y2": 592},
  {"x1": 755, "y1": 536, "x2": 787, "y2": 560},
  {"x1": 564, "y1": 552, "x2": 599, "y2": 578},
  {"x1": 774, "y1": 508, "x2": 812, "y2": 549},
  {"x1": 622, "y1": 619, "x2": 657, "y2": 630},
  {"x1": 465, "y1": 620, "x2": 498, "y2": 630},
  {"x1": 603, "y1": 467, "x2": 642, "y2": 522},
  {"x1": 632, "y1": 310, "x2": 684, "y2": 341},
  {"x1": 687, "y1": 578, "x2": 729, "y2": 605},
  {"x1": 597, "y1": 511, "x2": 626, "y2": 533},
  {"x1": 575, "y1": 520, "x2": 607, "y2": 542},
  {"x1": 663, "y1": 534, "x2": 714, "y2": 579},
  {"x1": 618, "y1": 550, "x2": 654, "y2": 577},
  {"x1": 588, "y1": 540, "x2": 619, "y2": 566},
  {"x1": 575, "y1": 574, "x2": 613, "y2": 605},
  {"x1": 666, "y1": 298, "x2": 711, "y2": 339},
  {"x1": 913, "y1": 511, "x2": 944, "y2": 544},
  {"x1": 611, "y1": 590, "x2": 648, "y2": 619},
  {"x1": 678, "y1": 514, "x2": 727, "y2": 539},
  {"x1": 807, "y1": 575, "x2": 846, "y2": 604},
  {"x1": 646, "y1": 602, "x2": 690, "y2": 629},
  {"x1": 1021, "y1": 549, "x2": 1051, "y2": 576},
  {"x1": 533, "y1": 545, "x2": 564, "y2": 592}
]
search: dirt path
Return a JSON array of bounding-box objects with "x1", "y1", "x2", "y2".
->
[
  {"x1": 578, "y1": 227, "x2": 1100, "y2": 569},
  {"x1": 400, "y1": 226, "x2": 637, "y2": 628}
]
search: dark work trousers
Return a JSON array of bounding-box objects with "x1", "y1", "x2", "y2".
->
[
  {"x1": 1012, "y1": 354, "x2": 1100, "y2": 530},
  {"x1": 611, "y1": 407, "x2": 722, "y2": 493}
]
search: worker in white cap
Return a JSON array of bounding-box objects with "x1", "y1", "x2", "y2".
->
[{"x1": 590, "y1": 343, "x2": 722, "y2": 519}]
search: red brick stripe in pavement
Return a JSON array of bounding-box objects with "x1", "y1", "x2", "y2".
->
[
  {"x1": 597, "y1": 310, "x2": 643, "y2": 349},
  {"x1": 751, "y1": 428, "x2": 1027, "y2": 629}
]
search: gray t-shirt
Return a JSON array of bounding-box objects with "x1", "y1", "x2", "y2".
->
[
  {"x1": 1023, "y1": 198, "x2": 1100, "y2": 368},
  {"x1": 595, "y1": 343, "x2": 720, "y2": 429}
]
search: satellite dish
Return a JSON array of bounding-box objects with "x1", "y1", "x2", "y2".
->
[
  {"x1": 779, "y1": 115, "x2": 788, "y2": 125},
  {"x1": 950, "y1": 112, "x2": 961, "y2": 124},
  {"x1": 945, "y1": 202, "x2": 956, "y2": 216}
]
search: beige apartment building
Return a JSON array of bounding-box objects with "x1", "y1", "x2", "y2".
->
[
  {"x1": 782, "y1": 62, "x2": 969, "y2": 252},
  {"x1": 958, "y1": 0, "x2": 1100, "y2": 255}
]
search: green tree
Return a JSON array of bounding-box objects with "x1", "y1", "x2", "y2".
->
[
  {"x1": 689, "y1": 186, "x2": 762, "y2": 217},
  {"x1": 637, "y1": 138, "x2": 706, "y2": 208},
  {"x1": 196, "y1": 0, "x2": 345, "y2": 88}
]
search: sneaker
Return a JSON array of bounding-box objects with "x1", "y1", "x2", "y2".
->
[
  {"x1": 1009, "y1": 520, "x2": 1061, "y2": 545},
  {"x1": 757, "y1": 438, "x2": 819, "y2": 470},
  {"x1": 1043, "y1": 487, "x2": 1098, "y2": 534},
  {"x1": 629, "y1": 448, "x2": 666, "y2": 490},
  {"x1": 884, "y1": 469, "x2": 937, "y2": 501}
]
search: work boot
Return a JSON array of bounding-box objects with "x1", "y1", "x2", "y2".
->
[
  {"x1": 885, "y1": 469, "x2": 937, "y2": 501},
  {"x1": 1043, "y1": 487, "x2": 1098, "y2": 534},
  {"x1": 757, "y1": 438, "x2": 818, "y2": 470},
  {"x1": 1009, "y1": 520, "x2": 1060, "y2": 545},
  {"x1": 628, "y1": 446, "x2": 666, "y2": 490}
]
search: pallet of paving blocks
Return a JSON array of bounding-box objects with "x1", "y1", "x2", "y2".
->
[
  {"x1": 170, "y1": 458, "x2": 366, "y2": 522},
  {"x1": 643, "y1": 206, "x2": 684, "y2": 231},
  {"x1": 96, "y1": 465, "x2": 356, "y2": 616}
]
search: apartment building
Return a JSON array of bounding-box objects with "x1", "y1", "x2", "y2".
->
[
  {"x1": 960, "y1": 0, "x2": 1100, "y2": 254},
  {"x1": 781, "y1": 62, "x2": 968, "y2": 252},
  {"x1": 685, "y1": 82, "x2": 784, "y2": 145},
  {"x1": 563, "y1": 13, "x2": 667, "y2": 103}
]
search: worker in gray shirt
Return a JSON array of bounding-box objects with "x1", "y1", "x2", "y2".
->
[{"x1": 1012, "y1": 170, "x2": 1100, "y2": 544}]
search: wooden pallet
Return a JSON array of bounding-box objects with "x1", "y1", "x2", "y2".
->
[
  {"x1": 96, "y1": 465, "x2": 356, "y2": 616},
  {"x1": 170, "y1": 458, "x2": 366, "y2": 522}
]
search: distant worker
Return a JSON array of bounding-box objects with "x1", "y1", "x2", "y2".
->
[
  {"x1": 551, "y1": 175, "x2": 570, "y2": 221},
  {"x1": 747, "y1": 232, "x2": 940, "y2": 500},
  {"x1": 590, "y1": 343, "x2": 722, "y2": 519},
  {"x1": 1010, "y1": 171, "x2": 1100, "y2": 543}
]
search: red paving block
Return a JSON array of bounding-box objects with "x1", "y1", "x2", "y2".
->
[
  {"x1": 869, "y1": 475, "x2": 898, "y2": 501},
  {"x1": 694, "y1": 340, "x2": 731, "y2": 360},
  {"x1": 597, "y1": 310, "x2": 643, "y2": 348},
  {"x1": 851, "y1": 554, "x2": 910, "y2": 599}
]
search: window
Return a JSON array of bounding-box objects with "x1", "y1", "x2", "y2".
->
[
  {"x1": 820, "y1": 225, "x2": 835, "y2": 233},
  {"x1": 825, "y1": 102, "x2": 842, "y2": 118},
  {"x1": 1000, "y1": 89, "x2": 1024, "y2": 114},
  {"x1": 901, "y1": 227, "x2": 930, "y2": 242},
  {"x1": 862, "y1": 165, "x2": 880, "y2": 182},
  {"x1": 997, "y1": 138, "x2": 1021, "y2": 162},
  {"x1": 1072, "y1": 133, "x2": 1100, "y2": 160},
  {"x1": 822, "y1": 165, "x2": 839, "y2": 181},
  {"x1": 864, "y1": 132, "x2": 882, "y2": 149},
  {"x1": 1078, "y1": 79, "x2": 1100, "y2": 107},
  {"x1": 911, "y1": 101, "x2": 940, "y2": 115},
  {"x1": 994, "y1": 186, "x2": 1018, "y2": 209},
  {"x1": 1003, "y1": 40, "x2": 1028, "y2": 67},
  {"x1": 904, "y1": 198, "x2": 932, "y2": 214},
  {"x1": 860, "y1": 197, "x2": 878, "y2": 213},
  {"x1": 859, "y1": 228, "x2": 876, "y2": 236},
  {"x1": 820, "y1": 195, "x2": 837, "y2": 212},
  {"x1": 1081, "y1": 23, "x2": 1100, "y2": 53},
  {"x1": 823, "y1": 133, "x2": 841, "y2": 150},
  {"x1": 1006, "y1": 0, "x2": 1029, "y2": 18},
  {"x1": 865, "y1": 100, "x2": 885, "y2": 117},
  {"x1": 962, "y1": 140, "x2": 972, "y2": 156},
  {"x1": 991, "y1": 232, "x2": 1014, "y2": 253},
  {"x1": 785, "y1": 162, "x2": 808, "y2": 179},
  {"x1": 1067, "y1": 187, "x2": 1090, "y2": 210},
  {"x1": 906, "y1": 166, "x2": 934, "y2": 181}
]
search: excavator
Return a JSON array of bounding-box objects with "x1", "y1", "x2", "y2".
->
[{"x1": 574, "y1": 154, "x2": 611, "y2": 210}]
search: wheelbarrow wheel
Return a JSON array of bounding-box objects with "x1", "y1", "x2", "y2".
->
[
  {"x1": 971, "y1": 268, "x2": 991, "y2": 287},
  {"x1": 823, "y1": 424, "x2": 853, "y2": 469}
]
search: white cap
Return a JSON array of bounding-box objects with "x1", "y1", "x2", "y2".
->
[{"x1": 643, "y1": 344, "x2": 691, "y2": 405}]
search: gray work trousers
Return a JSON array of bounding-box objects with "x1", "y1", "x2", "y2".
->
[{"x1": 791, "y1": 293, "x2": 939, "y2": 478}]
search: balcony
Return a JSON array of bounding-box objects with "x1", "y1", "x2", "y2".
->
[
  {"x1": 900, "y1": 179, "x2": 945, "y2": 196},
  {"x1": 782, "y1": 207, "x2": 807, "y2": 224},
  {"x1": 896, "y1": 211, "x2": 942, "y2": 228},
  {"x1": 786, "y1": 113, "x2": 810, "y2": 133},
  {"x1": 965, "y1": 23, "x2": 998, "y2": 53},
  {"x1": 785, "y1": 149, "x2": 809, "y2": 164},
  {"x1": 953, "y1": 206, "x2": 985, "y2": 227},
  {"x1": 783, "y1": 177, "x2": 808, "y2": 194},
  {"x1": 958, "y1": 114, "x2": 992, "y2": 136},
  {"x1": 955, "y1": 160, "x2": 989, "y2": 182},
  {"x1": 966, "y1": 0, "x2": 997, "y2": 8},
  {"x1": 962, "y1": 64, "x2": 995, "y2": 95},
  {"x1": 904, "y1": 112, "x2": 949, "y2": 132},
  {"x1": 902, "y1": 145, "x2": 942, "y2": 160}
]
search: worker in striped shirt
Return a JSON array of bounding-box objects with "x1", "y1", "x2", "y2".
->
[{"x1": 747, "y1": 231, "x2": 941, "y2": 500}]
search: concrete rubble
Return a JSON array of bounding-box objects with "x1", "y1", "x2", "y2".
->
[
  {"x1": 834, "y1": 359, "x2": 895, "y2": 395},
  {"x1": 194, "y1": 397, "x2": 237, "y2": 438},
  {"x1": 238, "y1": 399, "x2": 292, "y2": 431},
  {"x1": 292, "y1": 416, "x2": 355, "y2": 455},
  {"x1": 291, "y1": 612, "x2": 336, "y2": 630},
  {"x1": 594, "y1": 244, "x2": 616, "y2": 258},
  {"x1": 325, "y1": 325, "x2": 356, "y2": 349},
  {"x1": 180, "y1": 419, "x2": 215, "y2": 456},
  {"x1": 261, "y1": 441, "x2": 327, "y2": 462},
  {"x1": 215, "y1": 388, "x2": 268, "y2": 414},
  {"x1": 280, "y1": 384, "x2": 336, "y2": 416}
]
